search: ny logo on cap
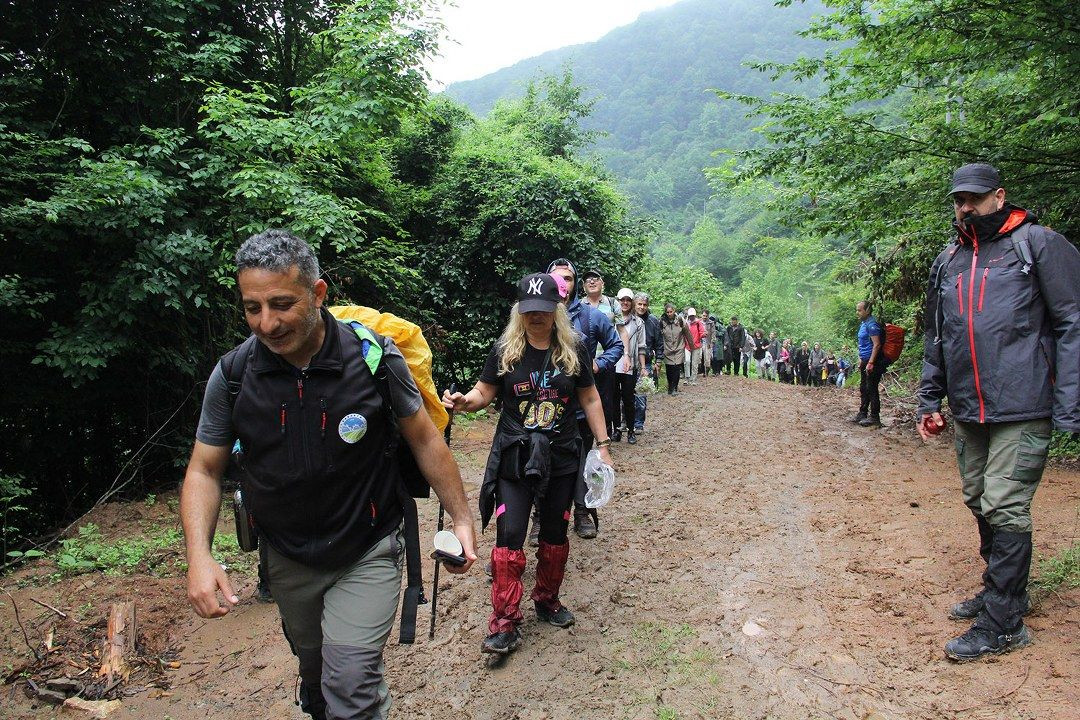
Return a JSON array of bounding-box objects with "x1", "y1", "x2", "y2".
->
[{"x1": 527, "y1": 278, "x2": 544, "y2": 295}]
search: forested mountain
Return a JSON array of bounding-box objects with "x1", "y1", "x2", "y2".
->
[{"x1": 446, "y1": 0, "x2": 824, "y2": 229}]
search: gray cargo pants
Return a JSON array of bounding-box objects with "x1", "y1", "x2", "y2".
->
[
  {"x1": 267, "y1": 527, "x2": 404, "y2": 720},
  {"x1": 954, "y1": 418, "x2": 1052, "y2": 532}
]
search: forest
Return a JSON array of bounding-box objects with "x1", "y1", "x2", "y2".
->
[{"x1": 2, "y1": 0, "x2": 1079, "y2": 551}]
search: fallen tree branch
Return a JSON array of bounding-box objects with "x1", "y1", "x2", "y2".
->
[{"x1": 30, "y1": 597, "x2": 68, "y2": 619}]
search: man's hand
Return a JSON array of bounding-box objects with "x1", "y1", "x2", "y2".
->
[
  {"x1": 593, "y1": 360, "x2": 599, "y2": 373},
  {"x1": 186, "y1": 553, "x2": 239, "y2": 618},
  {"x1": 917, "y1": 412, "x2": 946, "y2": 441},
  {"x1": 446, "y1": 520, "x2": 477, "y2": 575},
  {"x1": 598, "y1": 445, "x2": 615, "y2": 469}
]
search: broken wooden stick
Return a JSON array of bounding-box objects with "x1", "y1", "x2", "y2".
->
[{"x1": 98, "y1": 602, "x2": 136, "y2": 685}]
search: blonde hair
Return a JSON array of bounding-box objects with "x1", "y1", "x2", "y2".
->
[{"x1": 497, "y1": 303, "x2": 581, "y2": 377}]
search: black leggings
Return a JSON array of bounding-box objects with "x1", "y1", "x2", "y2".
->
[
  {"x1": 665, "y1": 363, "x2": 681, "y2": 392},
  {"x1": 495, "y1": 471, "x2": 576, "y2": 550},
  {"x1": 614, "y1": 371, "x2": 637, "y2": 429}
]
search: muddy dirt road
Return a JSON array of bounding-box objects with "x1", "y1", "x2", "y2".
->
[{"x1": 4, "y1": 374, "x2": 1078, "y2": 719}]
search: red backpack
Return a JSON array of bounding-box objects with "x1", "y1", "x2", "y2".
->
[{"x1": 882, "y1": 323, "x2": 906, "y2": 363}]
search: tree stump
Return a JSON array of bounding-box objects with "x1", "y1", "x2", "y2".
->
[{"x1": 97, "y1": 602, "x2": 136, "y2": 684}]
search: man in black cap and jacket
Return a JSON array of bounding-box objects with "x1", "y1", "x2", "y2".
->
[{"x1": 918, "y1": 162, "x2": 1080, "y2": 662}]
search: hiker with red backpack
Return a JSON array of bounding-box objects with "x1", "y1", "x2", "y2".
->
[
  {"x1": 180, "y1": 230, "x2": 477, "y2": 720},
  {"x1": 443, "y1": 273, "x2": 614, "y2": 656},
  {"x1": 852, "y1": 301, "x2": 886, "y2": 426}
]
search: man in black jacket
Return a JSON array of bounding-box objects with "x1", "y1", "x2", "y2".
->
[
  {"x1": 724, "y1": 316, "x2": 747, "y2": 376},
  {"x1": 181, "y1": 230, "x2": 477, "y2": 719},
  {"x1": 918, "y1": 163, "x2": 1080, "y2": 662}
]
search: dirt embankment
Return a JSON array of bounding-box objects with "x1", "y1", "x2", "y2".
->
[{"x1": 3, "y1": 374, "x2": 1077, "y2": 719}]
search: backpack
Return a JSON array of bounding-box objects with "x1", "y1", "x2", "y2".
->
[
  {"x1": 882, "y1": 323, "x2": 906, "y2": 363},
  {"x1": 220, "y1": 306, "x2": 445, "y2": 645}
]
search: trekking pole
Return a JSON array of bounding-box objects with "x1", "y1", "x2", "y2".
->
[{"x1": 429, "y1": 383, "x2": 456, "y2": 640}]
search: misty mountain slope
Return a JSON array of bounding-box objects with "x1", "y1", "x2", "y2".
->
[{"x1": 445, "y1": 0, "x2": 824, "y2": 221}]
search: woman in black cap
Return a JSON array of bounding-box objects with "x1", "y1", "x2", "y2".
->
[{"x1": 443, "y1": 273, "x2": 613, "y2": 656}]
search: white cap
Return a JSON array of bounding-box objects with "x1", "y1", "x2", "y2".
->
[
  {"x1": 686, "y1": 307, "x2": 697, "y2": 317},
  {"x1": 617, "y1": 287, "x2": 634, "y2": 300}
]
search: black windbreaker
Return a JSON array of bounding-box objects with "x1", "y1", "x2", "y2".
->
[{"x1": 918, "y1": 204, "x2": 1080, "y2": 430}]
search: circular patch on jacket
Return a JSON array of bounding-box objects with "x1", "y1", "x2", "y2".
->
[{"x1": 338, "y1": 413, "x2": 368, "y2": 444}]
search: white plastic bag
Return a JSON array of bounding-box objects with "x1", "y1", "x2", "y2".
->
[{"x1": 583, "y1": 448, "x2": 616, "y2": 509}]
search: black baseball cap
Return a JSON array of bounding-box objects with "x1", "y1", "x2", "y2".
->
[
  {"x1": 546, "y1": 257, "x2": 577, "y2": 279},
  {"x1": 581, "y1": 268, "x2": 603, "y2": 281},
  {"x1": 949, "y1": 163, "x2": 1002, "y2": 196},
  {"x1": 517, "y1": 273, "x2": 561, "y2": 313}
]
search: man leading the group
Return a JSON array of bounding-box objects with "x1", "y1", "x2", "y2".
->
[
  {"x1": 917, "y1": 162, "x2": 1080, "y2": 662},
  {"x1": 546, "y1": 258, "x2": 623, "y2": 539},
  {"x1": 181, "y1": 230, "x2": 477, "y2": 719}
]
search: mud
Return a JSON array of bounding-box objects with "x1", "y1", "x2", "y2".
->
[{"x1": 3, "y1": 374, "x2": 1077, "y2": 719}]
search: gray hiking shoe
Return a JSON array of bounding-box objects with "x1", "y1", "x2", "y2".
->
[
  {"x1": 535, "y1": 602, "x2": 575, "y2": 628},
  {"x1": 481, "y1": 629, "x2": 522, "y2": 655}
]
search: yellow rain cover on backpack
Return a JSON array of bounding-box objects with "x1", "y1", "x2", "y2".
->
[{"x1": 328, "y1": 306, "x2": 449, "y2": 432}]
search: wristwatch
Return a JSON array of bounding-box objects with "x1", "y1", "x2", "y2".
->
[{"x1": 596, "y1": 438, "x2": 612, "y2": 448}]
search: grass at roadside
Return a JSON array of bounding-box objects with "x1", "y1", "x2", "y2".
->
[{"x1": 1031, "y1": 541, "x2": 1080, "y2": 598}]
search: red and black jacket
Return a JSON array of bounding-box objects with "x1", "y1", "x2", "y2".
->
[{"x1": 919, "y1": 204, "x2": 1080, "y2": 431}]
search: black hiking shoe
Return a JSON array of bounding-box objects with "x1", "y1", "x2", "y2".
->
[
  {"x1": 949, "y1": 592, "x2": 1030, "y2": 621},
  {"x1": 858, "y1": 415, "x2": 881, "y2": 427},
  {"x1": 535, "y1": 602, "x2": 575, "y2": 628},
  {"x1": 627, "y1": 431, "x2": 638, "y2": 445},
  {"x1": 481, "y1": 629, "x2": 522, "y2": 655},
  {"x1": 850, "y1": 411, "x2": 868, "y2": 424},
  {"x1": 612, "y1": 429, "x2": 622, "y2": 442},
  {"x1": 944, "y1": 624, "x2": 1033, "y2": 662},
  {"x1": 573, "y1": 507, "x2": 597, "y2": 539}
]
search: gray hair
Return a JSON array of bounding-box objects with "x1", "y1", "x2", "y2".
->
[
  {"x1": 235, "y1": 229, "x2": 320, "y2": 285},
  {"x1": 634, "y1": 292, "x2": 650, "y2": 302}
]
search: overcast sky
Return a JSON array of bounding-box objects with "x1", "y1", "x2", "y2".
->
[{"x1": 425, "y1": 0, "x2": 682, "y2": 89}]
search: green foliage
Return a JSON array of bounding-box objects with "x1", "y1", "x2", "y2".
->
[
  {"x1": 412, "y1": 76, "x2": 648, "y2": 378},
  {"x1": 54, "y1": 523, "x2": 182, "y2": 576},
  {"x1": 718, "y1": 0, "x2": 1080, "y2": 321},
  {"x1": 1, "y1": 474, "x2": 36, "y2": 560},
  {"x1": 1031, "y1": 541, "x2": 1080, "y2": 597},
  {"x1": 630, "y1": 255, "x2": 725, "y2": 316}
]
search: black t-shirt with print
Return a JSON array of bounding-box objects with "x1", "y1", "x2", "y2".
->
[{"x1": 479, "y1": 341, "x2": 594, "y2": 475}]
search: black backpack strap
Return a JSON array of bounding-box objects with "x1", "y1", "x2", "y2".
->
[
  {"x1": 1010, "y1": 223, "x2": 1035, "y2": 276},
  {"x1": 218, "y1": 335, "x2": 259, "y2": 411}
]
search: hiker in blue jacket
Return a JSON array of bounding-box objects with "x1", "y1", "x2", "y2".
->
[
  {"x1": 547, "y1": 258, "x2": 623, "y2": 539},
  {"x1": 918, "y1": 163, "x2": 1080, "y2": 662}
]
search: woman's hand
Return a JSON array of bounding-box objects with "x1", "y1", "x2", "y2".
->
[{"x1": 442, "y1": 388, "x2": 469, "y2": 413}]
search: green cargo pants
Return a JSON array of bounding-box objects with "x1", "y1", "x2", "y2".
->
[
  {"x1": 267, "y1": 527, "x2": 404, "y2": 720},
  {"x1": 954, "y1": 418, "x2": 1052, "y2": 533}
]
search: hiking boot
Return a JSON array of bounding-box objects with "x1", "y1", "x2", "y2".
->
[
  {"x1": 627, "y1": 431, "x2": 637, "y2": 445},
  {"x1": 858, "y1": 415, "x2": 881, "y2": 427},
  {"x1": 850, "y1": 411, "x2": 868, "y2": 424},
  {"x1": 612, "y1": 429, "x2": 622, "y2": 442},
  {"x1": 535, "y1": 602, "x2": 576, "y2": 628},
  {"x1": 574, "y1": 507, "x2": 597, "y2": 539},
  {"x1": 950, "y1": 592, "x2": 1030, "y2": 621},
  {"x1": 481, "y1": 628, "x2": 522, "y2": 655},
  {"x1": 634, "y1": 425, "x2": 644, "y2": 434},
  {"x1": 944, "y1": 624, "x2": 1033, "y2": 662}
]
